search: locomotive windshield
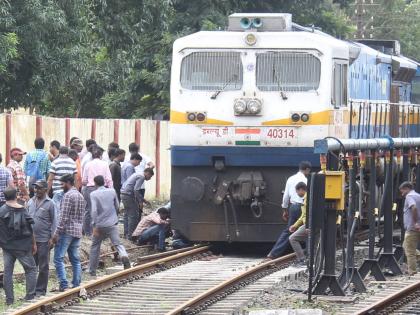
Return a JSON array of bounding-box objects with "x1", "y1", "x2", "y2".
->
[
  {"x1": 256, "y1": 52, "x2": 321, "y2": 92},
  {"x1": 180, "y1": 51, "x2": 243, "y2": 90}
]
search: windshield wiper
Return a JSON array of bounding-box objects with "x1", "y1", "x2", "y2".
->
[
  {"x1": 210, "y1": 74, "x2": 238, "y2": 100},
  {"x1": 272, "y1": 66, "x2": 288, "y2": 100}
]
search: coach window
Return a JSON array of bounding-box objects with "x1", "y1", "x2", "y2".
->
[
  {"x1": 180, "y1": 51, "x2": 243, "y2": 90},
  {"x1": 332, "y1": 62, "x2": 348, "y2": 107},
  {"x1": 256, "y1": 52, "x2": 321, "y2": 92}
]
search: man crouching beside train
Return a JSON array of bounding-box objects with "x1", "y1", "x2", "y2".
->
[
  {"x1": 288, "y1": 182, "x2": 308, "y2": 267},
  {"x1": 399, "y1": 181, "x2": 420, "y2": 275},
  {"x1": 132, "y1": 207, "x2": 170, "y2": 251},
  {"x1": 266, "y1": 161, "x2": 311, "y2": 260}
]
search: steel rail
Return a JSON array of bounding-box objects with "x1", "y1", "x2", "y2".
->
[
  {"x1": 353, "y1": 279, "x2": 420, "y2": 315},
  {"x1": 10, "y1": 245, "x2": 210, "y2": 315},
  {"x1": 166, "y1": 252, "x2": 296, "y2": 315},
  {"x1": 314, "y1": 137, "x2": 420, "y2": 154}
]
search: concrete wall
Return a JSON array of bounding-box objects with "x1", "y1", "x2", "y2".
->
[{"x1": 0, "y1": 113, "x2": 171, "y2": 200}]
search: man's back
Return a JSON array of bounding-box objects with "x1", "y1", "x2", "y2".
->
[
  {"x1": 121, "y1": 161, "x2": 135, "y2": 185},
  {"x1": 0, "y1": 204, "x2": 34, "y2": 251},
  {"x1": 109, "y1": 161, "x2": 122, "y2": 189},
  {"x1": 24, "y1": 149, "x2": 50, "y2": 181},
  {"x1": 83, "y1": 159, "x2": 113, "y2": 187},
  {"x1": 90, "y1": 187, "x2": 119, "y2": 228},
  {"x1": 57, "y1": 188, "x2": 85, "y2": 238},
  {"x1": 121, "y1": 173, "x2": 144, "y2": 195},
  {"x1": 50, "y1": 156, "x2": 76, "y2": 194}
]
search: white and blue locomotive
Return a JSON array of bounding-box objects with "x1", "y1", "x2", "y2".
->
[{"x1": 169, "y1": 13, "x2": 420, "y2": 242}]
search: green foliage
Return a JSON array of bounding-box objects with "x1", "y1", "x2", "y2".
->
[{"x1": 0, "y1": 0, "x2": 359, "y2": 118}]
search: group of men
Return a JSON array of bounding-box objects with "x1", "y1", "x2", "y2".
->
[
  {"x1": 0, "y1": 137, "x2": 171, "y2": 305},
  {"x1": 3, "y1": 137, "x2": 420, "y2": 306}
]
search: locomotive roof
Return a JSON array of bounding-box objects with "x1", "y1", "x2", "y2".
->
[{"x1": 173, "y1": 30, "x2": 349, "y2": 59}]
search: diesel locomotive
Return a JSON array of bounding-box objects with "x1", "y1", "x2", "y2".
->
[{"x1": 169, "y1": 13, "x2": 420, "y2": 243}]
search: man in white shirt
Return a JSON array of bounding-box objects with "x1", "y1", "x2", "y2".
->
[
  {"x1": 135, "y1": 152, "x2": 154, "y2": 198},
  {"x1": 266, "y1": 161, "x2": 311, "y2": 259},
  {"x1": 125, "y1": 143, "x2": 155, "y2": 198}
]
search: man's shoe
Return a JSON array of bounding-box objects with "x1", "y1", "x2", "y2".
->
[
  {"x1": 121, "y1": 256, "x2": 131, "y2": 269},
  {"x1": 59, "y1": 286, "x2": 68, "y2": 292}
]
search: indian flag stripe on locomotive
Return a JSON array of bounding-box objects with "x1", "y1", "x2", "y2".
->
[{"x1": 235, "y1": 128, "x2": 261, "y2": 134}]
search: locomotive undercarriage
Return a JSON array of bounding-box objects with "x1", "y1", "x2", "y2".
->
[{"x1": 171, "y1": 166, "x2": 297, "y2": 242}]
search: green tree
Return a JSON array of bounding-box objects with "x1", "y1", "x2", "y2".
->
[{"x1": 0, "y1": 0, "x2": 354, "y2": 118}]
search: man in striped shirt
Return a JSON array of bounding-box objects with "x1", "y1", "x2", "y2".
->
[{"x1": 47, "y1": 146, "x2": 77, "y2": 208}]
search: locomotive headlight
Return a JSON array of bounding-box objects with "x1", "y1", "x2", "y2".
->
[
  {"x1": 247, "y1": 99, "x2": 262, "y2": 114},
  {"x1": 196, "y1": 112, "x2": 206, "y2": 122},
  {"x1": 187, "y1": 112, "x2": 196, "y2": 122},
  {"x1": 291, "y1": 113, "x2": 300, "y2": 122},
  {"x1": 300, "y1": 113, "x2": 310, "y2": 122},
  {"x1": 234, "y1": 99, "x2": 247, "y2": 114}
]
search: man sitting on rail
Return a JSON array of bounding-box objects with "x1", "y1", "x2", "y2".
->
[
  {"x1": 132, "y1": 207, "x2": 170, "y2": 251},
  {"x1": 399, "y1": 181, "x2": 420, "y2": 275},
  {"x1": 266, "y1": 161, "x2": 311, "y2": 259},
  {"x1": 288, "y1": 182, "x2": 308, "y2": 267}
]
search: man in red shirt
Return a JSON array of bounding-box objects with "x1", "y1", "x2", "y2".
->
[{"x1": 7, "y1": 148, "x2": 29, "y2": 204}]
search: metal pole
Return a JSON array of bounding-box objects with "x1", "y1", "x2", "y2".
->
[
  {"x1": 314, "y1": 137, "x2": 420, "y2": 154},
  {"x1": 369, "y1": 151, "x2": 376, "y2": 259},
  {"x1": 358, "y1": 151, "x2": 386, "y2": 280},
  {"x1": 378, "y1": 150, "x2": 402, "y2": 275}
]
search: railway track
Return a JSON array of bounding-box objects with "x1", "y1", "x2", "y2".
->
[
  {"x1": 338, "y1": 274, "x2": 420, "y2": 315},
  {"x1": 8, "y1": 246, "x2": 300, "y2": 315},
  {"x1": 7, "y1": 245, "x2": 211, "y2": 315}
]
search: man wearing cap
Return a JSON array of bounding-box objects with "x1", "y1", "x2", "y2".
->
[
  {"x1": 7, "y1": 148, "x2": 29, "y2": 204},
  {"x1": 27, "y1": 180, "x2": 56, "y2": 296},
  {"x1": 70, "y1": 138, "x2": 84, "y2": 155}
]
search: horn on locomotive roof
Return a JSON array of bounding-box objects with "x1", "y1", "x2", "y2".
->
[{"x1": 228, "y1": 13, "x2": 292, "y2": 32}]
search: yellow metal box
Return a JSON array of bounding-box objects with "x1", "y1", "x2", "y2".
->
[{"x1": 324, "y1": 171, "x2": 345, "y2": 210}]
